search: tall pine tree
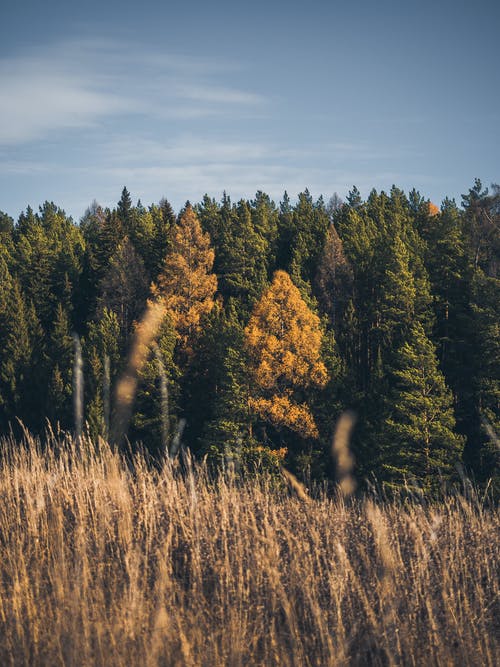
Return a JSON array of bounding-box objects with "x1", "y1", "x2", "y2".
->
[{"x1": 381, "y1": 322, "x2": 464, "y2": 492}]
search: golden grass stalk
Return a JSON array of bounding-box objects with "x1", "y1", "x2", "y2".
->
[
  {"x1": 152, "y1": 341, "x2": 169, "y2": 453},
  {"x1": 111, "y1": 299, "x2": 166, "y2": 446},
  {"x1": 281, "y1": 466, "x2": 310, "y2": 502},
  {"x1": 72, "y1": 333, "x2": 84, "y2": 440},
  {"x1": 331, "y1": 410, "x2": 357, "y2": 497}
]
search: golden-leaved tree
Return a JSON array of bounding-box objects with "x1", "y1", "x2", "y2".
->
[
  {"x1": 428, "y1": 202, "x2": 440, "y2": 216},
  {"x1": 245, "y1": 270, "x2": 328, "y2": 439},
  {"x1": 154, "y1": 204, "x2": 217, "y2": 354}
]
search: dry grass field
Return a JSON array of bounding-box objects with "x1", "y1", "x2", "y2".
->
[{"x1": 0, "y1": 434, "x2": 498, "y2": 666}]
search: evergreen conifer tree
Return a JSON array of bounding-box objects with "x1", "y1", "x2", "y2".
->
[
  {"x1": 47, "y1": 303, "x2": 74, "y2": 428},
  {"x1": 84, "y1": 308, "x2": 121, "y2": 439},
  {"x1": 117, "y1": 186, "x2": 133, "y2": 227},
  {"x1": 149, "y1": 198, "x2": 176, "y2": 279},
  {"x1": 97, "y1": 238, "x2": 149, "y2": 348},
  {"x1": 217, "y1": 199, "x2": 268, "y2": 314},
  {"x1": 200, "y1": 303, "x2": 253, "y2": 460},
  {"x1": 130, "y1": 314, "x2": 179, "y2": 456},
  {"x1": 381, "y1": 321, "x2": 464, "y2": 491},
  {"x1": 0, "y1": 279, "x2": 43, "y2": 431}
]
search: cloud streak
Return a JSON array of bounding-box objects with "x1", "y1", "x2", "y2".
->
[
  {"x1": 0, "y1": 68, "x2": 133, "y2": 144},
  {"x1": 0, "y1": 39, "x2": 266, "y2": 145},
  {"x1": 176, "y1": 84, "x2": 266, "y2": 106}
]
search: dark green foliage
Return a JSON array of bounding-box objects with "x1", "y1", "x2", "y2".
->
[
  {"x1": 217, "y1": 200, "x2": 268, "y2": 314},
  {"x1": 47, "y1": 304, "x2": 74, "y2": 428},
  {"x1": 181, "y1": 303, "x2": 249, "y2": 454},
  {"x1": 0, "y1": 211, "x2": 14, "y2": 259},
  {"x1": 196, "y1": 194, "x2": 222, "y2": 247},
  {"x1": 251, "y1": 190, "x2": 279, "y2": 273},
  {"x1": 149, "y1": 198, "x2": 176, "y2": 279},
  {"x1": 117, "y1": 186, "x2": 133, "y2": 226},
  {"x1": 0, "y1": 278, "x2": 43, "y2": 430},
  {"x1": 422, "y1": 199, "x2": 475, "y2": 451},
  {"x1": 380, "y1": 322, "x2": 464, "y2": 492},
  {"x1": 96, "y1": 237, "x2": 149, "y2": 349},
  {"x1": 277, "y1": 189, "x2": 330, "y2": 297},
  {"x1": 467, "y1": 272, "x2": 500, "y2": 489},
  {"x1": 346, "y1": 185, "x2": 362, "y2": 208},
  {"x1": 200, "y1": 303, "x2": 253, "y2": 456},
  {"x1": 125, "y1": 206, "x2": 155, "y2": 271},
  {"x1": 462, "y1": 179, "x2": 500, "y2": 276},
  {"x1": 0, "y1": 180, "x2": 497, "y2": 495},
  {"x1": 309, "y1": 326, "x2": 347, "y2": 478},
  {"x1": 130, "y1": 315, "x2": 179, "y2": 457},
  {"x1": 14, "y1": 203, "x2": 84, "y2": 331},
  {"x1": 83, "y1": 308, "x2": 121, "y2": 440}
]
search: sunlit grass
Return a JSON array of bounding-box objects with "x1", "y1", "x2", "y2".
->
[{"x1": 0, "y1": 434, "x2": 497, "y2": 666}]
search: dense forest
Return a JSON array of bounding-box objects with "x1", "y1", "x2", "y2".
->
[{"x1": 0, "y1": 181, "x2": 498, "y2": 493}]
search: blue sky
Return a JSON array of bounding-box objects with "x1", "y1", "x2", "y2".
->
[{"x1": 1, "y1": 0, "x2": 499, "y2": 220}]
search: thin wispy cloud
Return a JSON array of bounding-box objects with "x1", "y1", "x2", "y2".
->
[
  {"x1": 0, "y1": 38, "x2": 266, "y2": 146},
  {"x1": 176, "y1": 84, "x2": 266, "y2": 105},
  {"x1": 97, "y1": 136, "x2": 274, "y2": 164},
  {"x1": 0, "y1": 59, "x2": 133, "y2": 144}
]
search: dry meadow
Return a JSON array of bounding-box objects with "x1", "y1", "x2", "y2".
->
[{"x1": 0, "y1": 435, "x2": 498, "y2": 666}]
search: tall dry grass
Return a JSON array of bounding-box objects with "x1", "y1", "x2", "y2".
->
[{"x1": 0, "y1": 434, "x2": 498, "y2": 666}]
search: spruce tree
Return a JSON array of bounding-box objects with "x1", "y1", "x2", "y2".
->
[
  {"x1": 452, "y1": 181, "x2": 500, "y2": 485},
  {"x1": 251, "y1": 190, "x2": 279, "y2": 273},
  {"x1": 0, "y1": 211, "x2": 14, "y2": 258},
  {"x1": 47, "y1": 303, "x2": 74, "y2": 428},
  {"x1": 97, "y1": 238, "x2": 149, "y2": 348},
  {"x1": 377, "y1": 234, "x2": 416, "y2": 348},
  {"x1": 469, "y1": 272, "x2": 500, "y2": 487},
  {"x1": 117, "y1": 186, "x2": 133, "y2": 227},
  {"x1": 84, "y1": 308, "x2": 121, "y2": 439},
  {"x1": 130, "y1": 314, "x2": 179, "y2": 456},
  {"x1": 89, "y1": 209, "x2": 125, "y2": 284},
  {"x1": 217, "y1": 199, "x2": 268, "y2": 314},
  {"x1": 14, "y1": 216, "x2": 53, "y2": 329},
  {"x1": 126, "y1": 205, "x2": 156, "y2": 271},
  {"x1": 196, "y1": 195, "x2": 222, "y2": 249},
  {"x1": 346, "y1": 186, "x2": 362, "y2": 208},
  {"x1": 0, "y1": 279, "x2": 43, "y2": 431},
  {"x1": 276, "y1": 191, "x2": 294, "y2": 270},
  {"x1": 200, "y1": 303, "x2": 253, "y2": 460},
  {"x1": 462, "y1": 179, "x2": 500, "y2": 276},
  {"x1": 149, "y1": 198, "x2": 176, "y2": 279},
  {"x1": 381, "y1": 321, "x2": 464, "y2": 492},
  {"x1": 289, "y1": 191, "x2": 330, "y2": 293}
]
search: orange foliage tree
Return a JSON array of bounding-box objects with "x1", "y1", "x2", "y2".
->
[
  {"x1": 244, "y1": 270, "x2": 328, "y2": 439},
  {"x1": 428, "y1": 202, "x2": 440, "y2": 216},
  {"x1": 154, "y1": 205, "x2": 217, "y2": 354}
]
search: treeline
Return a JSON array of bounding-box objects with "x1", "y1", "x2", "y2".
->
[{"x1": 0, "y1": 181, "x2": 498, "y2": 492}]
